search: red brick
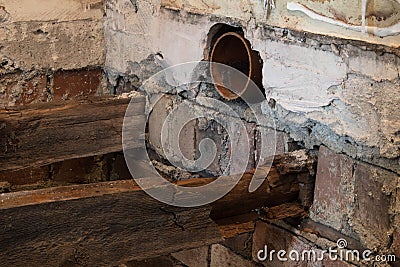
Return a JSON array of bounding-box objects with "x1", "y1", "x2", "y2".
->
[
  {"x1": 310, "y1": 146, "x2": 355, "y2": 232},
  {"x1": 22, "y1": 74, "x2": 48, "y2": 104},
  {"x1": 53, "y1": 68, "x2": 102, "y2": 100},
  {"x1": 311, "y1": 146, "x2": 398, "y2": 250}
]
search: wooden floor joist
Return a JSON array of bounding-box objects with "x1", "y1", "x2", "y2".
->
[
  {"x1": 0, "y1": 95, "x2": 146, "y2": 171},
  {"x1": 0, "y1": 151, "x2": 315, "y2": 266}
]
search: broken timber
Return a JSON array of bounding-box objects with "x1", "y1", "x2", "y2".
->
[
  {"x1": 0, "y1": 95, "x2": 146, "y2": 171},
  {"x1": 0, "y1": 151, "x2": 315, "y2": 266}
]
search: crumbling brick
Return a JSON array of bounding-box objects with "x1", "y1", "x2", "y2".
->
[
  {"x1": 53, "y1": 69, "x2": 102, "y2": 100},
  {"x1": 352, "y1": 161, "x2": 394, "y2": 249}
]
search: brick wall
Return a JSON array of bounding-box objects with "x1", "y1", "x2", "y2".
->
[{"x1": 0, "y1": 0, "x2": 106, "y2": 107}]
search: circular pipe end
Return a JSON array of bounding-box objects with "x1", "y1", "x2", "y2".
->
[{"x1": 210, "y1": 32, "x2": 263, "y2": 101}]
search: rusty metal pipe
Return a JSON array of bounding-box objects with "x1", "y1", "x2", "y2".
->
[{"x1": 210, "y1": 32, "x2": 263, "y2": 101}]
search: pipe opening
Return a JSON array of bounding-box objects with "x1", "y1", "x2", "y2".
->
[{"x1": 207, "y1": 24, "x2": 264, "y2": 102}]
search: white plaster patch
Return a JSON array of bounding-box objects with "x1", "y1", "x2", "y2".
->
[{"x1": 254, "y1": 40, "x2": 347, "y2": 112}]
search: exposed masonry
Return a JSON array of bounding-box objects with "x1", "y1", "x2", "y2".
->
[
  {"x1": 104, "y1": 3, "x2": 400, "y2": 176},
  {"x1": 103, "y1": 3, "x2": 400, "y2": 263},
  {"x1": 0, "y1": 0, "x2": 106, "y2": 106},
  {"x1": 310, "y1": 146, "x2": 399, "y2": 251}
]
